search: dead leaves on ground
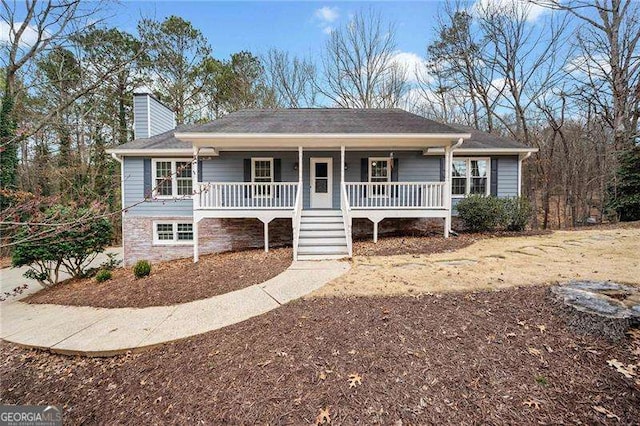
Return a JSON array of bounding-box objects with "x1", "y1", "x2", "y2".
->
[
  {"x1": 348, "y1": 373, "x2": 362, "y2": 388},
  {"x1": 606, "y1": 359, "x2": 637, "y2": 379},
  {"x1": 593, "y1": 405, "x2": 620, "y2": 421},
  {"x1": 316, "y1": 406, "x2": 331, "y2": 424},
  {"x1": 522, "y1": 399, "x2": 542, "y2": 410}
]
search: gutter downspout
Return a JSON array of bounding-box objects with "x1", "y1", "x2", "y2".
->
[
  {"x1": 446, "y1": 138, "x2": 464, "y2": 236},
  {"x1": 517, "y1": 151, "x2": 532, "y2": 197},
  {"x1": 111, "y1": 153, "x2": 126, "y2": 261}
]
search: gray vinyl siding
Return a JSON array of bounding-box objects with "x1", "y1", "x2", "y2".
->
[
  {"x1": 148, "y1": 97, "x2": 175, "y2": 137},
  {"x1": 497, "y1": 156, "x2": 519, "y2": 197},
  {"x1": 123, "y1": 157, "x2": 193, "y2": 216},
  {"x1": 451, "y1": 155, "x2": 519, "y2": 215},
  {"x1": 344, "y1": 151, "x2": 441, "y2": 182},
  {"x1": 133, "y1": 94, "x2": 175, "y2": 139},
  {"x1": 133, "y1": 96, "x2": 149, "y2": 140},
  {"x1": 121, "y1": 152, "x2": 520, "y2": 216}
]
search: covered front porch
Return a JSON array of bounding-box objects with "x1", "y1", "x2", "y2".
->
[{"x1": 181, "y1": 133, "x2": 469, "y2": 261}]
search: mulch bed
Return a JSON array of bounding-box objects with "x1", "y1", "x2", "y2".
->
[
  {"x1": 353, "y1": 229, "x2": 550, "y2": 257},
  {"x1": 2, "y1": 286, "x2": 638, "y2": 424},
  {"x1": 24, "y1": 247, "x2": 292, "y2": 308}
]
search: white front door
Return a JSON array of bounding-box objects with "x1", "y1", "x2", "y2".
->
[{"x1": 310, "y1": 157, "x2": 333, "y2": 209}]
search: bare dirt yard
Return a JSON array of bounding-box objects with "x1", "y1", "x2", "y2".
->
[
  {"x1": 316, "y1": 227, "x2": 640, "y2": 297},
  {"x1": 1, "y1": 286, "x2": 639, "y2": 424},
  {"x1": 24, "y1": 247, "x2": 292, "y2": 308}
]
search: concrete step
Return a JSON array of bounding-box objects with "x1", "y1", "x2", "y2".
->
[
  {"x1": 298, "y1": 237, "x2": 347, "y2": 246},
  {"x1": 298, "y1": 245, "x2": 348, "y2": 255},
  {"x1": 300, "y1": 222, "x2": 344, "y2": 231},
  {"x1": 297, "y1": 254, "x2": 349, "y2": 261},
  {"x1": 301, "y1": 210, "x2": 342, "y2": 217},
  {"x1": 299, "y1": 229, "x2": 346, "y2": 238}
]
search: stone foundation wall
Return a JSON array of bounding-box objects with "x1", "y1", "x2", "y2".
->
[{"x1": 123, "y1": 215, "x2": 292, "y2": 266}]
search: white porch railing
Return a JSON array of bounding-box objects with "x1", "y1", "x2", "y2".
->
[
  {"x1": 292, "y1": 183, "x2": 303, "y2": 260},
  {"x1": 344, "y1": 182, "x2": 446, "y2": 209},
  {"x1": 197, "y1": 182, "x2": 298, "y2": 209},
  {"x1": 340, "y1": 183, "x2": 353, "y2": 257}
]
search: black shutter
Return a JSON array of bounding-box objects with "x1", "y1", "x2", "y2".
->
[
  {"x1": 143, "y1": 158, "x2": 152, "y2": 199},
  {"x1": 490, "y1": 158, "x2": 498, "y2": 196},
  {"x1": 197, "y1": 159, "x2": 203, "y2": 182},
  {"x1": 273, "y1": 159, "x2": 282, "y2": 198},
  {"x1": 360, "y1": 158, "x2": 368, "y2": 198},
  {"x1": 439, "y1": 157, "x2": 445, "y2": 182},
  {"x1": 391, "y1": 158, "x2": 399, "y2": 197},
  {"x1": 243, "y1": 158, "x2": 252, "y2": 198}
]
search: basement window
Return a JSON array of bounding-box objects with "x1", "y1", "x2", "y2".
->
[{"x1": 153, "y1": 221, "x2": 193, "y2": 245}]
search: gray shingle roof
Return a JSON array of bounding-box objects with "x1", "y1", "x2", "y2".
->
[
  {"x1": 115, "y1": 125, "x2": 194, "y2": 150},
  {"x1": 446, "y1": 123, "x2": 529, "y2": 150},
  {"x1": 181, "y1": 108, "x2": 462, "y2": 134},
  {"x1": 112, "y1": 109, "x2": 531, "y2": 151}
]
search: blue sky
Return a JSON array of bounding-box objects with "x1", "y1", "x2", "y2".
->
[{"x1": 110, "y1": 1, "x2": 444, "y2": 62}]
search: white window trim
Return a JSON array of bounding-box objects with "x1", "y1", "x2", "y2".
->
[
  {"x1": 151, "y1": 158, "x2": 193, "y2": 200},
  {"x1": 152, "y1": 220, "x2": 194, "y2": 246},
  {"x1": 451, "y1": 157, "x2": 491, "y2": 198},
  {"x1": 368, "y1": 157, "x2": 391, "y2": 198},
  {"x1": 251, "y1": 157, "x2": 274, "y2": 199}
]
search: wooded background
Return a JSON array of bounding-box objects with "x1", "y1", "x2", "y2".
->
[{"x1": 1, "y1": 0, "x2": 639, "y2": 246}]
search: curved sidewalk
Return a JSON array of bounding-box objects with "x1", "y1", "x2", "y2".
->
[{"x1": 0, "y1": 260, "x2": 349, "y2": 356}]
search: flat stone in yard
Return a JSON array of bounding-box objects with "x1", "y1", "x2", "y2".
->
[{"x1": 551, "y1": 280, "x2": 640, "y2": 340}]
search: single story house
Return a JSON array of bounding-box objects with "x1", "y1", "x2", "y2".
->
[{"x1": 107, "y1": 93, "x2": 537, "y2": 265}]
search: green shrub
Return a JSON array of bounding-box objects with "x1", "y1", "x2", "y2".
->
[
  {"x1": 502, "y1": 197, "x2": 533, "y2": 231},
  {"x1": 95, "y1": 269, "x2": 112, "y2": 283},
  {"x1": 456, "y1": 195, "x2": 504, "y2": 232},
  {"x1": 11, "y1": 204, "x2": 113, "y2": 287},
  {"x1": 133, "y1": 260, "x2": 151, "y2": 279}
]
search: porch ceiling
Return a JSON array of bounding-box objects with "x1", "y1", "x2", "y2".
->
[{"x1": 176, "y1": 133, "x2": 471, "y2": 152}]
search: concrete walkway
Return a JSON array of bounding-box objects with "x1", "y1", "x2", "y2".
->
[
  {"x1": 0, "y1": 260, "x2": 349, "y2": 356},
  {"x1": 1, "y1": 248, "x2": 124, "y2": 303}
]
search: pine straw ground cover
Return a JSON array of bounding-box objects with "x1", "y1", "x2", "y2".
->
[
  {"x1": 2, "y1": 286, "x2": 639, "y2": 424},
  {"x1": 24, "y1": 247, "x2": 292, "y2": 308}
]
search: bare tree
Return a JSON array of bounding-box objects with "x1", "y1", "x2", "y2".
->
[
  {"x1": 424, "y1": 2, "x2": 502, "y2": 131},
  {"x1": 263, "y1": 49, "x2": 317, "y2": 108},
  {"x1": 537, "y1": 0, "x2": 640, "y2": 151},
  {"x1": 318, "y1": 10, "x2": 408, "y2": 108}
]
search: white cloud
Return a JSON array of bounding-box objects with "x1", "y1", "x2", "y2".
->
[
  {"x1": 0, "y1": 21, "x2": 43, "y2": 46},
  {"x1": 314, "y1": 6, "x2": 339, "y2": 35},
  {"x1": 473, "y1": 0, "x2": 549, "y2": 23},
  {"x1": 322, "y1": 26, "x2": 334, "y2": 35},
  {"x1": 391, "y1": 51, "x2": 427, "y2": 83},
  {"x1": 315, "y1": 6, "x2": 339, "y2": 23}
]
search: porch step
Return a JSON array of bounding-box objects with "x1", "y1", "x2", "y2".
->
[
  {"x1": 298, "y1": 237, "x2": 347, "y2": 246},
  {"x1": 301, "y1": 216, "x2": 343, "y2": 223},
  {"x1": 297, "y1": 254, "x2": 349, "y2": 261},
  {"x1": 301, "y1": 210, "x2": 342, "y2": 216},
  {"x1": 297, "y1": 245, "x2": 349, "y2": 255},
  {"x1": 300, "y1": 222, "x2": 344, "y2": 231},
  {"x1": 299, "y1": 229, "x2": 346, "y2": 238},
  {"x1": 296, "y1": 210, "x2": 349, "y2": 260}
]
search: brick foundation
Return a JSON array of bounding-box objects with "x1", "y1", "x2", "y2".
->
[
  {"x1": 352, "y1": 218, "x2": 447, "y2": 240},
  {"x1": 123, "y1": 215, "x2": 293, "y2": 266}
]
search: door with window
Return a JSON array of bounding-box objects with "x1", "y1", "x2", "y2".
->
[{"x1": 310, "y1": 157, "x2": 333, "y2": 208}]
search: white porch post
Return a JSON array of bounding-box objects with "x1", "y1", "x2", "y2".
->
[
  {"x1": 193, "y1": 147, "x2": 200, "y2": 262},
  {"x1": 193, "y1": 218, "x2": 200, "y2": 262},
  {"x1": 373, "y1": 220, "x2": 379, "y2": 243},
  {"x1": 298, "y1": 146, "x2": 303, "y2": 184},
  {"x1": 340, "y1": 146, "x2": 345, "y2": 185},
  {"x1": 444, "y1": 145, "x2": 452, "y2": 238},
  {"x1": 264, "y1": 220, "x2": 269, "y2": 252}
]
